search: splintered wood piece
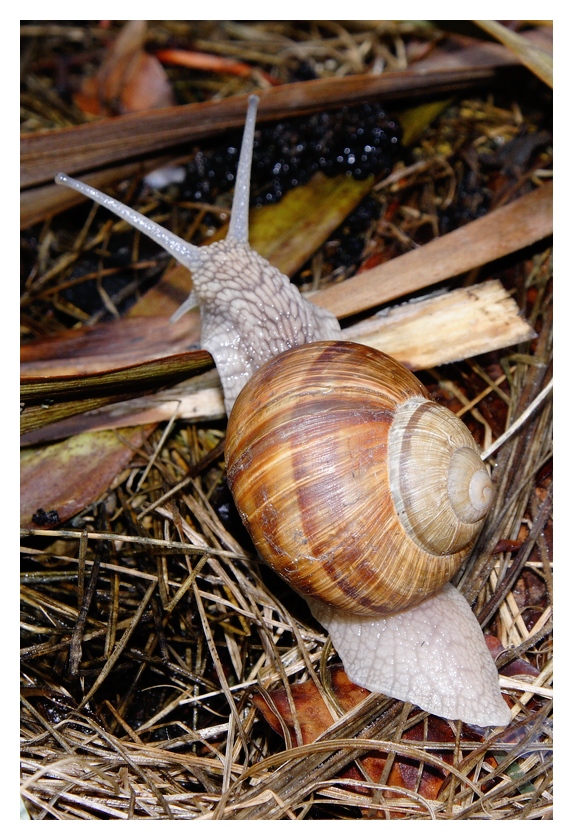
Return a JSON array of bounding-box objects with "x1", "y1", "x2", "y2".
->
[
  {"x1": 344, "y1": 280, "x2": 535, "y2": 369},
  {"x1": 310, "y1": 181, "x2": 553, "y2": 318}
]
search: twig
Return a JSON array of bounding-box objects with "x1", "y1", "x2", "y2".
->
[{"x1": 481, "y1": 379, "x2": 553, "y2": 460}]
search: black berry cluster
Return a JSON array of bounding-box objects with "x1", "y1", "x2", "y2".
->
[{"x1": 182, "y1": 101, "x2": 401, "y2": 207}]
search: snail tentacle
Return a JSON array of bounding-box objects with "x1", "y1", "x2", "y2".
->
[{"x1": 54, "y1": 173, "x2": 203, "y2": 272}]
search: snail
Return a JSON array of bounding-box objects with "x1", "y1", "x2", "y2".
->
[
  {"x1": 55, "y1": 97, "x2": 339, "y2": 415},
  {"x1": 56, "y1": 95, "x2": 511, "y2": 727}
]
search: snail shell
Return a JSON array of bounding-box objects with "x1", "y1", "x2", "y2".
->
[{"x1": 225, "y1": 340, "x2": 493, "y2": 617}]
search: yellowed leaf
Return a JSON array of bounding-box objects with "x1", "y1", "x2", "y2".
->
[{"x1": 20, "y1": 426, "x2": 155, "y2": 528}]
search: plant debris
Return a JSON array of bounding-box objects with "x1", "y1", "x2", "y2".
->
[{"x1": 21, "y1": 21, "x2": 552, "y2": 820}]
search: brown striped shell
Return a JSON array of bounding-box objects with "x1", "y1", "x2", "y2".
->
[{"x1": 225, "y1": 341, "x2": 493, "y2": 617}]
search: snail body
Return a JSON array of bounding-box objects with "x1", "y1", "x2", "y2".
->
[{"x1": 56, "y1": 96, "x2": 510, "y2": 726}]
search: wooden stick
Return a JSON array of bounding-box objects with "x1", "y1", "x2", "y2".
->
[
  {"x1": 310, "y1": 181, "x2": 553, "y2": 318},
  {"x1": 21, "y1": 66, "x2": 505, "y2": 189}
]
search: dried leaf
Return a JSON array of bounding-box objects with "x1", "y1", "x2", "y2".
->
[
  {"x1": 485, "y1": 635, "x2": 542, "y2": 679},
  {"x1": 473, "y1": 21, "x2": 553, "y2": 87},
  {"x1": 253, "y1": 667, "x2": 369, "y2": 744},
  {"x1": 253, "y1": 666, "x2": 456, "y2": 811},
  {"x1": 20, "y1": 425, "x2": 155, "y2": 528},
  {"x1": 74, "y1": 20, "x2": 175, "y2": 116}
]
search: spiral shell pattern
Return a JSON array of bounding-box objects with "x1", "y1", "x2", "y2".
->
[{"x1": 225, "y1": 341, "x2": 493, "y2": 617}]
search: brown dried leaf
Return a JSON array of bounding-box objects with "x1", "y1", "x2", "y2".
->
[
  {"x1": 253, "y1": 666, "x2": 455, "y2": 810},
  {"x1": 20, "y1": 315, "x2": 203, "y2": 377},
  {"x1": 485, "y1": 635, "x2": 542, "y2": 679},
  {"x1": 253, "y1": 667, "x2": 369, "y2": 744},
  {"x1": 74, "y1": 20, "x2": 174, "y2": 116},
  {"x1": 20, "y1": 425, "x2": 155, "y2": 528}
]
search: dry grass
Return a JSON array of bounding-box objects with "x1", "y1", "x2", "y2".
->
[{"x1": 21, "y1": 21, "x2": 552, "y2": 820}]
